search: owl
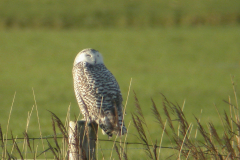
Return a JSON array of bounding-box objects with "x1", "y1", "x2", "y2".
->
[{"x1": 72, "y1": 48, "x2": 127, "y2": 137}]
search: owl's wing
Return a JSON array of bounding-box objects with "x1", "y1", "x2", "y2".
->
[
  {"x1": 73, "y1": 63, "x2": 126, "y2": 136},
  {"x1": 72, "y1": 63, "x2": 92, "y2": 120},
  {"x1": 73, "y1": 63, "x2": 123, "y2": 116},
  {"x1": 86, "y1": 64, "x2": 126, "y2": 136}
]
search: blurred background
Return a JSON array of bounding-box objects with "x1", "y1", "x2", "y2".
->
[
  {"x1": 1, "y1": 0, "x2": 240, "y2": 29},
  {"x1": 0, "y1": 0, "x2": 239, "y2": 159}
]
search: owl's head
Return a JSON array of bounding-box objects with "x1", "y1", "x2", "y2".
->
[{"x1": 74, "y1": 48, "x2": 104, "y2": 66}]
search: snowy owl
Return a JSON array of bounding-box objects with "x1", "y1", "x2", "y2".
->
[{"x1": 72, "y1": 48, "x2": 127, "y2": 137}]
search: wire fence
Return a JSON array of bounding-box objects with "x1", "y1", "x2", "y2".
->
[
  {"x1": 2, "y1": 133, "x2": 239, "y2": 160},
  {"x1": 1, "y1": 132, "x2": 175, "y2": 150},
  {"x1": 0, "y1": 132, "x2": 178, "y2": 159},
  {"x1": 3, "y1": 129, "x2": 239, "y2": 159}
]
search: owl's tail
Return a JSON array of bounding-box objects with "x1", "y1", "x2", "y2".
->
[
  {"x1": 99, "y1": 122, "x2": 127, "y2": 138},
  {"x1": 99, "y1": 113, "x2": 127, "y2": 138}
]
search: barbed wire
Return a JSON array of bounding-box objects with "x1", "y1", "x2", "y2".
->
[
  {"x1": 1, "y1": 132, "x2": 175, "y2": 149},
  {"x1": 0, "y1": 132, "x2": 175, "y2": 158},
  {"x1": 1, "y1": 133, "x2": 239, "y2": 159},
  {"x1": 0, "y1": 147, "x2": 166, "y2": 158}
]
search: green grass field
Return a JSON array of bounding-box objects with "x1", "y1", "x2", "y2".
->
[
  {"x1": 0, "y1": 26, "x2": 240, "y2": 159},
  {"x1": 0, "y1": 0, "x2": 240, "y2": 29}
]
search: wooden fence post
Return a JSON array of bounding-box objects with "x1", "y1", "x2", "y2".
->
[
  {"x1": 69, "y1": 121, "x2": 78, "y2": 160},
  {"x1": 68, "y1": 120, "x2": 98, "y2": 160}
]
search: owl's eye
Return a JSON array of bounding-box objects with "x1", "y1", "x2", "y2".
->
[{"x1": 86, "y1": 54, "x2": 91, "y2": 57}]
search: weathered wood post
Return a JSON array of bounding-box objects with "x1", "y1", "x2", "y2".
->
[
  {"x1": 69, "y1": 120, "x2": 98, "y2": 160},
  {"x1": 69, "y1": 121, "x2": 79, "y2": 160}
]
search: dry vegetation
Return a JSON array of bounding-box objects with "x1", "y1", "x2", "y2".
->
[{"x1": 1, "y1": 78, "x2": 240, "y2": 159}]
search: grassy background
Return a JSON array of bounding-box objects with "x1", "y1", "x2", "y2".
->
[
  {"x1": 0, "y1": 0, "x2": 240, "y2": 29},
  {"x1": 1, "y1": 27, "x2": 240, "y2": 159},
  {"x1": 0, "y1": 0, "x2": 240, "y2": 159}
]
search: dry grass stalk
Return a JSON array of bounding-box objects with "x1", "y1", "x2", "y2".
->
[
  {"x1": 51, "y1": 116, "x2": 61, "y2": 155},
  {"x1": 23, "y1": 131, "x2": 32, "y2": 152},
  {"x1": 151, "y1": 99, "x2": 168, "y2": 136},
  {"x1": 48, "y1": 110, "x2": 69, "y2": 144},
  {"x1": 162, "y1": 97, "x2": 175, "y2": 132},
  {"x1": 133, "y1": 91, "x2": 146, "y2": 125},
  {"x1": 157, "y1": 119, "x2": 167, "y2": 160},
  {"x1": 178, "y1": 124, "x2": 192, "y2": 159},
  {"x1": 122, "y1": 78, "x2": 132, "y2": 123},
  {"x1": 23, "y1": 104, "x2": 34, "y2": 158},
  {"x1": 32, "y1": 88, "x2": 46, "y2": 158},
  {"x1": 152, "y1": 141, "x2": 157, "y2": 160},
  {"x1": 223, "y1": 111, "x2": 232, "y2": 132},
  {"x1": 231, "y1": 76, "x2": 239, "y2": 119},
  {"x1": 118, "y1": 78, "x2": 132, "y2": 160},
  {"x1": 133, "y1": 91, "x2": 155, "y2": 158},
  {"x1": 110, "y1": 130, "x2": 120, "y2": 160},
  {"x1": 46, "y1": 139, "x2": 59, "y2": 159},
  {"x1": 174, "y1": 104, "x2": 189, "y2": 137},
  {"x1": 195, "y1": 117, "x2": 219, "y2": 158},
  {"x1": 0, "y1": 124, "x2": 3, "y2": 147},
  {"x1": 4, "y1": 92, "x2": 16, "y2": 159},
  {"x1": 208, "y1": 123, "x2": 222, "y2": 146},
  {"x1": 223, "y1": 133, "x2": 236, "y2": 159},
  {"x1": 11, "y1": 131, "x2": 23, "y2": 159},
  {"x1": 114, "y1": 144, "x2": 121, "y2": 160},
  {"x1": 63, "y1": 104, "x2": 72, "y2": 158},
  {"x1": 120, "y1": 121, "x2": 131, "y2": 160},
  {"x1": 131, "y1": 113, "x2": 153, "y2": 159},
  {"x1": 119, "y1": 144, "x2": 128, "y2": 160}
]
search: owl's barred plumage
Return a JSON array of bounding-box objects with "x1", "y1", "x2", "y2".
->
[{"x1": 72, "y1": 48, "x2": 127, "y2": 137}]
